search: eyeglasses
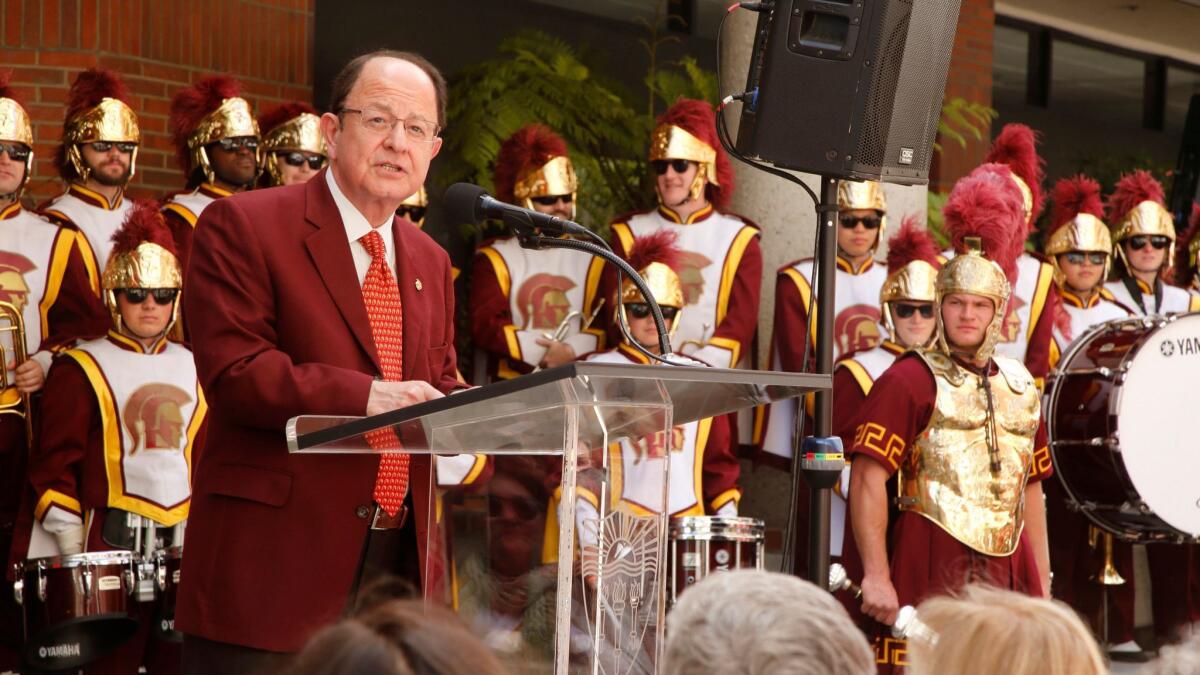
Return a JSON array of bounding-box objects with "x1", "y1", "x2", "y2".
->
[
  {"x1": 652, "y1": 159, "x2": 694, "y2": 175},
  {"x1": 839, "y1": 214, "x2": 882, "y2": 230},
  {"x1": 340, "y1": 107, "x2": 441, "y2": 144},
  {"x1": 91, "y1": 141, "x2": 136, "y2": 154},
  {"x1": 214, "y1": 137, "x2": 259, "y2": 152},
  {"x1": 119, "y1": 288, "x2": 178, "y2": 305},
  {"x1": 1129, "y1": 235, "x2": 1170, "y2": 251},
  {"x1": 627, "y1": 303, "x2": 679, "y2": 321},
  {"x1": 1063, "y1": 251, "x2": 1108, "y2": 266},
  {"x1": 893, "y1": 303, "x2": 934, "y2": 319},
  {"x1": 396, "y1": 205, "x2": 427, "y2": 222},
  {"x1": 0, "y1": 143, "x2": 31, "y2": 161},
  {"x1": 279, "y1": 151, "x2": 325, "y2": 170},
  {"x1": 530, "y1": 194, "x2": 573, "y2": 206}
]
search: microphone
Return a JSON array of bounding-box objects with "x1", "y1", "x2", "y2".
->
[{"x1": 443, "y1": 183, "x2": 590, "y2": 237}]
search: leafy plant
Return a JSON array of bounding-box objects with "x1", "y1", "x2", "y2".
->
[{"x1": 935, "y1": 97, "x2": 997, "y2": 154}]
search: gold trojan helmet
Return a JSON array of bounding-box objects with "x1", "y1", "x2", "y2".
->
[
  {"x1": 879, "y1": 217, "x2": 940, "y2": 346},
  {"x1": 102, "y1": 202, "x2": 183, "y2": 337},
  {"x1": 934, "y1": 238, "x2": 1011, "y2": 362},
  {"x1": 495, "y1": 125, "x2": 579, "y2": 220},
  {"x1": 837, "y1": 180, "x2": 888, "y2": 252},
  {"x1": 1107, "y1": 170, "x2": 1175, "y2": 274},
  {"x1": 649, "y1": 99, "x2": 730, "y2": 209},
  {"x1": 171, "y1": 75, "x2": 260, "y2": 186},
  {"x1": 1045, "y1": 175, "x2": 1112, "y2": 288},
  {"x1": 0, "y1": 75, "x2": 33, "y2": 199},
  {"x1": 60, "y1": 69, "x2": 140, "y2": 186},
  {"x1": 259, "y1": 102, "x2": 326, "y2": 187},
  {"x1": 514, "y1": 155, "x2": 578, "y2": 219},
  {"x1": 620, "y1": 231, "x2": 685, "y2": 340},
  {"x1": 398, "y1": 185, "x2": 429, "y2": 227}
]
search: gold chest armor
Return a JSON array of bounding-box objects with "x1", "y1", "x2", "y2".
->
[{"x1": 898, "y1": 351, "x2": 1040, "y2": 556}]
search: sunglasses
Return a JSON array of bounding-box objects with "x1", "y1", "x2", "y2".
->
[
  {"x1": 396, "y1": 205, "x2": 426, "y2": 222},
  {"x1": 215, "y1": 137, "x2": 259, "y2": 152},
  {"x1": 0, "y1": 142, "x2": 31, "y2": 161},
  {"x1": 893, "y1": 303, "x2": 934, "y2": 319},
  {"x1": 119, "y1": 288, "x2": 178, "y2": 305},
  {"x1": 839, "y1": 214, "x2": 882, "y2": 230},
  {"x1": 279, "y1": 152, "x2": 325, "y2": 170},
  {"x1": 627, "y1": 303, "x2": 679, "y2": 321},
  {"x1": 1129, "y1": 235, "x2": 1170, "y2": 251},
  {"x1": 652, "y1": 159, "x2": 694, "y2": 175},
  {"x1": 91, "y1": 141, "x2": 136, "y2": 154},
  {"x1": 1063, "y1": 251, "x2": 1108, "y2": 266},
  {"x1": 530, "y1": 194, "x2": 573, "y2": 206}
]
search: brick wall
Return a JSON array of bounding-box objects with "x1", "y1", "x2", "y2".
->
[
  {"x1": 931, "y1": 0, "x2": 995, "y2": 192},
  {"x1": 0, "y1": 0, "x2": 314, "y2": 204}
]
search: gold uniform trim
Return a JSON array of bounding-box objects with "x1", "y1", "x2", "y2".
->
[
  {"x1": 1026, "y1": 261, "x2": 1054, "y2": 343},
  {"x1": 478, "y1": 247, "x2": 510, "y2": 296},
  {"x1": 66, "y1": 228, "x2": 102, "y2": 296},
  {"x1": 838, "y1": 359, "x2": 874, "y2": 397},
  {"x1": 612, "y1": 222, "x2": 634, "y2": 257},
  {"x1": 717, "y1": 226, "x2": 758, "y2": 326},
  {"x1": 34, "y1": 489, "x2": 82, "y2": 522},
  {"x1": 709, "y1": 488, "x2": 741, "y2": 513},
  {"x1": 37, "y1": 229, "x2": 76, "y2": 341},
  {"x1": 162, "y1": 202, "x2": 199, "y2": 228}
]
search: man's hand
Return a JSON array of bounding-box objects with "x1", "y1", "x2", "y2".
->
[
  {"x1": 366, "y1": 380, "x2": 444, "y2": 416},
  {"x1": 8, "y1": 358, "x2": 45, "y2": 394},
  {"x1": 860, "y1": 572, "x2": 900, "y2": 625},
  {"x1": 536, "y1": 338, "x2": 576, "y2": 369}
]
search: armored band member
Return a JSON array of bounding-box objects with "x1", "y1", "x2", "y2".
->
[
  {"x1": 23, "y1": 202, "x2": 205, "y2": 673},
  {"x1": 758, "y1": 180, "x2": 889, "y2": 466},
  {"x1": 258, "y1": 101, "x2": 327, "y2": 187},
  {"x1": 469, "y1": 125, "x2": 605, "y2": 382},
  {"x1": 1104, "y1": 170, "x2": 1200, "y2": 315},
  {"x1": 162, "y1": 74, "x2": 261, "y2": 275},
  {"x1": 849, "y1": 168, "x2": 1052, "y2": 674},
  {"x1": 40, "y1": 68, "x2": 140, "y2": 288}
]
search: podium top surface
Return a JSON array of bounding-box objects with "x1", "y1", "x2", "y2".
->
[{"x1": 287, "y1": 362, "x2": 828, "y2": 455}]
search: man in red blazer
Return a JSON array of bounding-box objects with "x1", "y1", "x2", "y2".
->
[{"x1": 176, "y1": 51, "x2": 458, "y2": 674}]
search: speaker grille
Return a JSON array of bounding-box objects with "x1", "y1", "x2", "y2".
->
[{"x1": 854, "y1": 0, "x2": 912, "y2": 168}]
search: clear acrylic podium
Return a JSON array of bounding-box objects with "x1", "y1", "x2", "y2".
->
[{"x1": 287, "y1": 362, "x2": 826, "y2": 674}]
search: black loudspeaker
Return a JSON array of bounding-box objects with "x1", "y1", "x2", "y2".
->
[
  {"x1": 1169, "y1": 93, "x2": 1200, "y2": 223},
  {"x1": 735, "y1": 0, "x2": 963, "y2": 186}
]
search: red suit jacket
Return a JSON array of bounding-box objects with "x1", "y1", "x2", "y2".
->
[{"x1": 176, "y1": 170, "x2": 462, "y2": 652}]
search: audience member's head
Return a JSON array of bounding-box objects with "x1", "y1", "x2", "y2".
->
[
  {"x1": 907, "y1": 585, "x2": 1105, "y2": 675},
  {"x1": 289, "y1": 599, "x2": 509, "y2": 675},
  {"x1": 1142, "y1": 627, "x2": 1200, "y2": 675},
  {"x1": 664, "y1": 569, "x2": 874, "y2": 675}
]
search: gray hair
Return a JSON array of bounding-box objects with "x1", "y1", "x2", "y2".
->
[
  {"x1": 1143, "y1": 627, "x2": 1200, "y2": 675},
  {"x1": 663, "y1": 569, "x2": 875, "y2": 675}
]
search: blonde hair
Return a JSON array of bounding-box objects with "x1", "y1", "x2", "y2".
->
[
  {"x1": 1143, "y1": 627, "x2": 1200, "y2": 675},
  {"x1": 907, "y1": 584, "x2": 1105, "y2": 675}
]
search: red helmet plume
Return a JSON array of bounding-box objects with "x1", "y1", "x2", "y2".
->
[
  {"x1": 886, "y1": 215, "x2": 941, "y2": 275},
  {"x1": 656, "y1": 98, "x2": 734, "y2": 209},
  {"x1": 943, "y1": 163, "x2": 1025, "y2": 282},
  {"x1": 493, "y1": 125, "x2": 570, "y2": 205},
  {"x1": 626, "y1": 229, "x2": 682, "y2": 273},
  {"x1": 169, "y1": 74, "x2": 244, "y2": 170},
  {"x1": 110, "y1": 200, "x2": 179, "y2": 259},
  {"x1": 257, "y1": 101, "x2": 317, "y2": 135},
  {"x1": 1105, "y1": 170, "x2": 1165, "y2": 223},
  {"x1": 1048, "y1": 174, "x2": 1105, "y2": 234},
  {"x1": 985, "y1": 123, "x2": 1045, "y2": 229},
  {"x1": 0, "y1": 70, "x2": 26, "y2": 107},
  {"x1": 63, "y1": 68, "x2": 133, "y2": 123}
]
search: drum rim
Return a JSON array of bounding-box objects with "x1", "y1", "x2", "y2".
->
[
  {"x1": 19, "y1": 550, "x2": 139, "y2": 571},
  {"x1": 670, "y1": 516, "x2": 765, "y2": 540}
]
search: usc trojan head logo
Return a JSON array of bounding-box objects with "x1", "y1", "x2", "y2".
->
[
  {"x1": 1000, "y1": 295, "x2": 1026, "y2": 344},
  {"x1": 676, "y1": 251, "x2": 713, "y2": 305},
  {"x1": 123, "y1": 383, "x2": 192, "y2": 454},
  {"x1": 515, "y1": 273, "x2": 576, "y2": 330},
  {"x1": 834, "y1": 304, "x2": 882, "y2": 355},
  {"x1": 0, "y1": 251, "x2": 36, "y2": 314}
]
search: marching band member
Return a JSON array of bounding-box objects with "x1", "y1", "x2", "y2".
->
[
  {"x1": 848, "y1": 166, "x2": 1052, "y2": 674},
  {"x1": 24, "y1": 201, "x2": 205, "y2": 673},
  {"x1": 469, "y1": 125, "x2": 605, "y2": 382},
  {"x1": 1174, "y1": 204, "x2": 1200, "y2": 294},
  {"x1": 396, "y1": 185, "x2": 428, "y2": 227},
  {"x1": 1104, "y1": 170, "x2": 1200, "y2": 315},
  {"x1": 40, "y1": 69, "x2": 140, "y2": 288},
  {"x1": 257, "y1": 102, "x2": 326, "y2": 187}
]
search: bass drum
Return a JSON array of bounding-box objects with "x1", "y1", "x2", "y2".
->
[{"x1": 1047, "y1": 314, "x2": 1200, "y2": 542}]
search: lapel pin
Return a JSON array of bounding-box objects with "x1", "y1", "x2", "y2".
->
[{"x1": 415, "y1": 278, "x2": 423, "y2": 291}]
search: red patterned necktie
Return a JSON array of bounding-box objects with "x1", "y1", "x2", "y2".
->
[{"x1": 360, "y1": 229, "x2": 409, "y2": 516}]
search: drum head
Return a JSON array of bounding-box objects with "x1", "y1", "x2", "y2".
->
[
  {"x1": 1117, "y1": 315, "x2": 1200, "y2": 538},
  {"x1": 23, "y1": 614, "x2": 138, "y2": 670}
]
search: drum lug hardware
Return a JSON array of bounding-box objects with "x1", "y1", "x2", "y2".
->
[
  {"x1": 157, "y1": 563, "x2": 167, "y2": 591},
  {"x1": 124, "y1": 569, "x2": 136, "y2": 594},
  {"x1": 12, "y1": 579, "x2": 22, "y2": 606},
  {"x1": 81, "y1": 566, "x2": 93, "y2": 599},
  {"x1": 36, "y1": 563, "x2": 46, "y2": 601}
]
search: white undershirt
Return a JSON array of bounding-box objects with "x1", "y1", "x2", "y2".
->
[{"x1": 325, "y1": 168, "x2": 396, "y2": 286}]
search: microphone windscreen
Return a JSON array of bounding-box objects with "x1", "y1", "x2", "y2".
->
[{"x1": 443, "y1": 183, "x2": 489, "y2": 225}]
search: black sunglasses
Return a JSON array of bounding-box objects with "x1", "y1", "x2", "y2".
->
[
  {"x1": 91, "y1": 141, "x2": 136, "y2": 154},
  {"x1": 120, "y1": 288, "x2": 178, "y2": 305},
  {"x1": 279, "y1": 152, "x2": 325, "y2": 170},
  {"x1": 839, "y1": 214, "x2": 882, "y2": 230},
  {"x1": 627, "y1": 303, "x2": 679, "y2": 321},
  {"x1": 1063, "y1": 251, "x2": 1108, "y2": 266},
  {"x1": 215, "y1": 137, "x2": 259, "y2": 152},
  {"x1": 651, "y1": 159, "x2": 694, "y2": 175},
  {"x1": 530, "y1": 194, "x2": 573, "y2": 206},
  {"x1": 0, "y1": 142, "x2": 31, "y2": 161},
  {"x1": 893, "y1": 303, "x2": 934, "y2": 319},
  {"x1": 396, "y1": 205, "x2": 427, "y2": 222},
  {"x1": 1129, "y1": 235, "x2": 1170, "y2": 251}
]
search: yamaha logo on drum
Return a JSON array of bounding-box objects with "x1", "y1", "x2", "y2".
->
[
  {"x1": 38, "y1": 643, "x2": 82, "y2": 659},
  {"x1": 1161, "y1": 336, "x2": 1200, "y2": 358}
]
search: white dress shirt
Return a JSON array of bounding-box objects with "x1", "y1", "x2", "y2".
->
[{"x1": 326, "y1": 168, "x2": 396, "y2": 286}]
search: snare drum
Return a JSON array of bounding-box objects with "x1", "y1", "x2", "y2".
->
[
  {"x1": 152, "y1": 546, "x2": 184, "y2": 641},
  {"x1": 13, "y1": 550, "x2": 140, "y2": 670},
  {"x1": 669, "y1": 516, "x2": 764, "y2": 605},
  {"x1": 1047, "y1": 314, "x2": 1200, "y2": 542}
]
